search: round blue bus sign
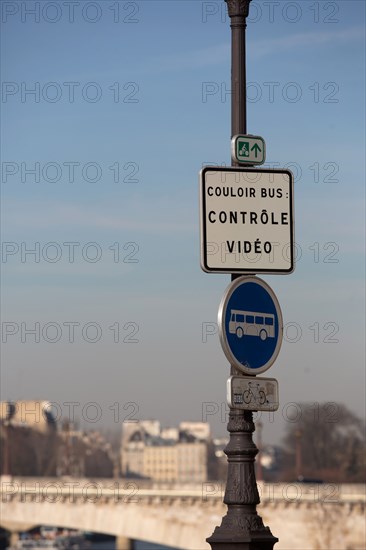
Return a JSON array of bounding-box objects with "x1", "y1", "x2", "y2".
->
[{"x1": 218, "y1": 276, "x2": 283, "y2": 375}]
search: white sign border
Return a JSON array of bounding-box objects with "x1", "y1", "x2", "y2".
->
[
  {"x1": 227, "y1": 375, "x2": 279, "y2": 411},
  {"x1": 199, "y1": 166, "x2": 295, "y2": 275},
  {"x1": 218, "y1": 276, "x2": 283, "y2": 375}
]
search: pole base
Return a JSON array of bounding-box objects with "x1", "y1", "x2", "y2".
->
[
  {"x1": 207, "y1": 509, "x2": 278, "y2": 550},
  {"x1": 207, "y1": 531, "x2": 278, "y2": 550}
]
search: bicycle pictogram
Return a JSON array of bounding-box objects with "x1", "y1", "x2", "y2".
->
[{"x1": 243, "y1": 381, "x2": 267, "y2": 405}]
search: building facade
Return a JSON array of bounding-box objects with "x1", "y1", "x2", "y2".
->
[{"x1": 121, "y1": 420, "x2": 209, "y2": 483}]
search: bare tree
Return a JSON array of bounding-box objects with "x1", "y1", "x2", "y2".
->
[{"x1": 281, "y1": 403, "x2": 366, "y2": 482}]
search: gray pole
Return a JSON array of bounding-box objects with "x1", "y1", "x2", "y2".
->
[
  {"x1": 227, "y1": 0, "x2": 249, "y2": 149},
  {"x1": 207, "y1": 1, "x2": 278, "y2": 548},
  {"x1": 3, "y1": 421, "x2": 10, "y2": 476}
]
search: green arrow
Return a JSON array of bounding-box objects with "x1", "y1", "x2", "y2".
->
[{"x1": 251, "y1": 143, "x2": 262, "y2": 158}]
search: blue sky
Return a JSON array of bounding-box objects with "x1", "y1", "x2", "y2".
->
[{"x1": 1, "y1": 0, "x2": 365, "y2": 444}]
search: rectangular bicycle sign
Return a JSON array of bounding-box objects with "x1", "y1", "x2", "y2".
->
[{"x1": 227, "y1": 375, "x2": 279, "y2": 411}]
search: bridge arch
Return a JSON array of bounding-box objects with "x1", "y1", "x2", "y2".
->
[{"x1": 0, "y1": 499, "x2": 212, "y2": 549}]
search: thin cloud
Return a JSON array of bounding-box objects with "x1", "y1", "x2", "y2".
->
[
  {"x1": 250, "y1": 26, "x2": 365, "y2": 58},
  {"x1": 297, "y1": 196, "x2": 365, "y2": 252},
  {"x1": 143, "y1": 26, "x2": 364, "y2": 73},
  {"x1": 144, "y1": 42, "x2": 230, "y2": 74},
  {"x1": 2, "y1": 197, "x2": 196, "y2": 235}
]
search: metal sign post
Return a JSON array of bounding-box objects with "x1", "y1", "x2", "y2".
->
[
  {"x1": 206, "y1": 1, "x2": 279, "y2": 548},
  {"x1": 207, "y1": 280, "x2": 280, "y2": 549}
]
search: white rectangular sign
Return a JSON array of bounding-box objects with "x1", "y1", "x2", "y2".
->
[
  {"x1": 227, "y1": 375, "x2": 279, "y2": 411},
  {"x1": 200, "y1": 166, "x2": 294, "y2": 274}
]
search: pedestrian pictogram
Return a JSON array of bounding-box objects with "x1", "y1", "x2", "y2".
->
[
  {"x1": 232, "y1": 134, "x2": 266, "y2": 165},
  {"x1": 239, "y1": 141, "x2": 250, "y2": 157}
]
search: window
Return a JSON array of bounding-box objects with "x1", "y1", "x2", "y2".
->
[
  {"x1": 237, "y1": 314, "x2": 244, "y2": 323},
  {"x1": 255, "y1": 316, "x2": 264, "y2": 324},
  {"x1": 265, "y1": 317, "x2": 274, "y2": 326},
  {"x1": 246, "y1": 315, "x2": 254, "y2": 324}
]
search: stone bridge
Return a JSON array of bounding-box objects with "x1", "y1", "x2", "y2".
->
[{"x1": 1, "y1": 477, "x2": 365, "y2": 549}]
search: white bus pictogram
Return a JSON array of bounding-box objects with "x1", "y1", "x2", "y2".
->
[{"x1": 229, "y1": 309, "x2": 275, "y2": 341}]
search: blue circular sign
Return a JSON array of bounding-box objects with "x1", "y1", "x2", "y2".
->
[{"x1": 218, "y1": 276, "x2": 283, "y2": 375}]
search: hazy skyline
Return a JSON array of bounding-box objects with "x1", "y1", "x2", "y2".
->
[{"x1": 1, "y1": 0, "x2": 365, "y2": 445}]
